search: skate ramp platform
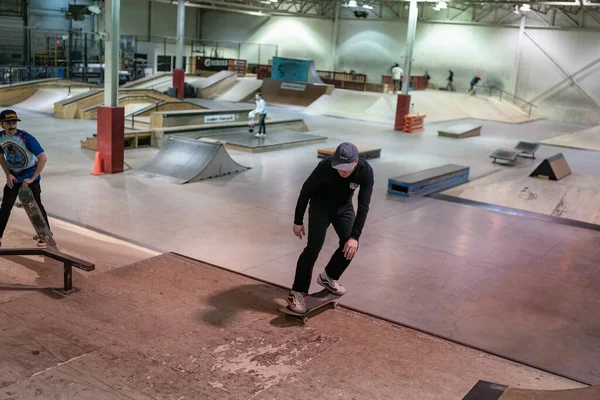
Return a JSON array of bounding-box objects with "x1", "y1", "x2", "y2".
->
[
  {"x1": 261, "y1": 78, "x2": 333, "y2": 107},
  {"x1": 541, "y1": 124, "x2": 600, "y2": 151},
  {"x1": 216, "y1": 76, "x2": 263, "y2": 102},
  {"x1": 191, "y1": 70, "x2": 238, "y2": 99},
  {"x1": 132, "y1": 136, "x2": 249, "y2": 184},
  {"x1": 11, "y1": 87, "x2": 93, "y2": 114},
  {"x1": 199, "y1": 130, "x2": 327, "y2": 153},
  {"x1": 462, "y1": 380, "x2": 599, "y2": 400},
  {"x1": 153, "y1": 117, "x2": 308, "y2": 146},
  {"x1": 305, "y1": 89, "x2": 537, "y2": 124},
  {"x1": 0, "y1": 78, "x2": 98, "y2": 107},
  {"x1": 437, "y1": 167, "x2": 600, "y2": 227},
  {"x1": 438, "y1": 123, "x2": 482, "y2": 139},
  {"x1": 2, "y1": 251, "x2": 582, "y2": 399},
  {"x1": 150, "y1": 107, "x2": 255, "y2": 129}
]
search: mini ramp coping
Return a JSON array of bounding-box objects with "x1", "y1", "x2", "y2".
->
[{"x1": 132, "y1": 136, "x2": 250, "y2": 184}]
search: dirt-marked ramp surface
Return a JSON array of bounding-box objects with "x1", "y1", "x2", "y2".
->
[
  {"x1": 500, "y1": 386, "x2": 600, "y2": 399},
  {"x1": 132, "y1": 136, "x2": 249, "y2": 183},
  {"x1": 0, "y1": 252, "x2": 584, "y2": 399}
]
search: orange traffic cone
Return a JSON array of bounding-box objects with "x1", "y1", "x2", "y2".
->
[{"x1": 92, "y1": 151, "x2": 104, "y2": 175}]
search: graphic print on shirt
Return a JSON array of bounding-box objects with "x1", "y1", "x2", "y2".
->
[
  {"x1": 1, "y1": 142, "x2": 28, "y2": 169},
  {"x1": 350, "y1": 182, "x2": 360, "y2": 190}
]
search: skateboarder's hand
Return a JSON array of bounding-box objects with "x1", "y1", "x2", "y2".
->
[
  {"x1": 343, "y1": 238, "x2": 358, "y2": 260},
  {"x1": 22, "y1": 178, "x2": 34, "y2": 187},
  {"x1": 6, "y1": 174, "x2": 16, "y2": 189},
  {"x1": 293, "y1": 224, "x2": 305, "y2": 240}
]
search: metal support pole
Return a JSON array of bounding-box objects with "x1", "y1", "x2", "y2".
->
[
  {"x1": 176, "y1": 0, "x2": 185, "y2": 70},
  {"x1": 331, "y1": 3, "x2": 340, "y2": 71},
  {"x1": 104, "y1": 0, "x2": 120, "y2": 107},
  {"x1": 512, "y1": 15, "x2": 526, "y2": 95},
  {"x1": 64, "y1": 262, "x2": 73, "y2": 292},
  {"x1": 402, "y1": 0, "x2": 418, "y2": 94}
]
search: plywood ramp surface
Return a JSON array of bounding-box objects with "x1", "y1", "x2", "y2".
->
[
  {"x1": 500, "y1": 386, "x2": 600, "y2": 400},
  {"x1": 541, "y1": 124, "x2": 600, "y2": 151},
  {"x1": 442, "y1": 168, "x2": 600, "y2": 225},
  {"x1": 306, "y1": 89, "x2": 536, "y2": 124},
  {"x1": 0, "y1": 252, "x2": 585, "y2": 399}
]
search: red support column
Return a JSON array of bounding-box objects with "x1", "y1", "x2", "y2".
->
[
  {"x1": 172, "y1": 68, "x2": 185, "y2": 99},
  {"x1": 96, "y1": 106, "x2": 124, "y2": 174},
  {"x1": 394, "y1": 94, "x2": 411, "y2": 131}
]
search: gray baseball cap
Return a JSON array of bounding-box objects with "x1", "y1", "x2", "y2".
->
[{"x1": 331, "y1": 142, "x2": 359, "y2": 171}]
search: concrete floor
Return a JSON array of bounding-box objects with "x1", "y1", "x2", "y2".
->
[{"x1": 5, "y1": 100, "x2": 600, "y2": 387}]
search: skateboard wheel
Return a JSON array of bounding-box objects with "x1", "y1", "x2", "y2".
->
[
  {"x1": 302, "y1": 317, "x2": 308, "y2": 324},
  {"x1": 27, "y1": 203, "x2": 33, "y2": 209},
  {"x1": 333, "y1": 302, "x2": 339, "y2": 309}
]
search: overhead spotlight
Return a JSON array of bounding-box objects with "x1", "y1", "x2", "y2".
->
[
  {"x1": 437, "y1": 1, "x2": 447, "y2": 9},
  {"x1": 347, "y1": 0, "x2": 358, "y2": 7},
  {"x1": 520, "y1": 3, "x2": 531, "y2": 11},
  {"x1": 362, "y1": 4, "x2": 374, "y2": 9}
]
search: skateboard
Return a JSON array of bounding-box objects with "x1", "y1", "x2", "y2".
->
[
  {"x1": 248, "y1": 113, "x2": 255, "y2": 133},
  {"x1": 279, "y1": 289, "x2": 343, "y2": 324},
  {"x1": 15, "y1": 186, "x2": 56, "y2": 246}
]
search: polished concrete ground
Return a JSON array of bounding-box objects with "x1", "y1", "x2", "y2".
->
[{"x1": 6, "y1": 100, "x2": 600, "y2": 385}]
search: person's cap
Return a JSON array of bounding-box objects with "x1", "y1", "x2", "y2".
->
[
  {"x1": 331, "y1": 142, "x2": 359, "y2": 171},
  {"x1": 0, "y1": 109, "x2": 21, "y2": 122}
]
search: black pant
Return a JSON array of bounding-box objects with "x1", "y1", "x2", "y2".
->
[
  {"x1": 258, "y1": 113, "x2": 266, "y2": 134},
  {"x1": 0, "y1": 179, "x2": 49, "y2": 238},
  {"x1": 292, "y1": 203, "x2": 355, "y2": 293}
]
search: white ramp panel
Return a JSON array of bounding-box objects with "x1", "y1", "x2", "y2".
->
[{"x1": 134, "y1": 136, "x2": 249, "y2": 184}]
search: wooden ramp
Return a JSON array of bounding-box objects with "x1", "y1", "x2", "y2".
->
[
  {"x1": 0, "y1": 252, "x2": 587, "y2": 399},
  {"x1": 463, "y1": 380, "x2": 599, "y2": 400},
  {"x1": 438, "y1": 123, "x2": 482, "y2": 138}
]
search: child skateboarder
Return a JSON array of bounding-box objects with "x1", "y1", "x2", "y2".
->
[
  {"x1": 0, "y1": 109, "x2": 50, "y2": 247},
  {"x1": 287, "y1": 142, "x2": 374, "y2": 313},
  {"x1": 252, "y1": 93, "x2": 267, "y2": 138}
]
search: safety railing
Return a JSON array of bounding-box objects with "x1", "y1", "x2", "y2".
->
[{"x1": 478, "y1": 85, "x2": 537, "y2": 117}]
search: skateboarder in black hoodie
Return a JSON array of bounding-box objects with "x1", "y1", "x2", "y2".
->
[{"x1": 287, "y1": 142, "x2": 374, "y2": 313}]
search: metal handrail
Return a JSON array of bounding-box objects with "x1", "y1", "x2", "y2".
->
[{"x1": 479, "y1": 85, "x2": 537, "y2": 117}]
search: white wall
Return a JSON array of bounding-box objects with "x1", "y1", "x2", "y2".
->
[
  {"x1": 200, "y1": 12, "x2": 333, "y2": 68},
  {"x1": 516, "y1": 29, "x2": 600, "y2": 124},
  {"x1": 336, "y1": 20, "x2": 518, "y2": 91}
]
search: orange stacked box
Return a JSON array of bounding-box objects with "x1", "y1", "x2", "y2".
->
[{"x1": 402, "y1": 114, "x2": 426, "y2": 133}]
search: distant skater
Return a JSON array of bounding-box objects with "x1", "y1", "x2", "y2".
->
[
  {"x1": 469, "y1": 74, "x2": 481, "y2": 95},
  {"x1": 391, "y1": 63, "x2": 403, "y2": 93},
  {"x1": 252, "y1": 93, "x2": 267, "y2": 138},
  {"x1": 286, "y1": 142, "x2": 374, "y2": 313},
  {"x1": 0, "y1": 109, "x2": 50, "y2": 248},
  {"x1": 447, "y1": 70, "x2": 455, "y2": 91}
]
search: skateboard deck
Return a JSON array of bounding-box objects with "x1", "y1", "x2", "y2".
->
[
  {"x1": 248, "y1": 116, "x2": 255, "y2": 133},
  {"x1": 16, "y1": 186, "x2": 56, "y2": 246},
  {"x1": 279, "y1": 289, "x2": 343, "y2": 324}
]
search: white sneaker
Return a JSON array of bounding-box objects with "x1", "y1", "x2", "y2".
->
[
  {"x1": 317, "y1": 271, "x2": 346, "y2": 295},
  {"x1": 286, "y1": 290, "x2": 307, "y2": 313},
  {"x1": 254, "y1": 133, "x2": 261, "y2": 138}
]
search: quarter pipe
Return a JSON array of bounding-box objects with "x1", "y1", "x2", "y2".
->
[{"x1": 132, "y1": 136, "x2": 249, "y2": 184}]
